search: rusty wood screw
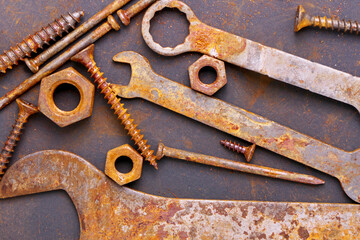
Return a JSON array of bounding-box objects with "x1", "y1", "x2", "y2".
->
[
  {"x1": 220, "y1": 140, "x2": 255, "y2": 162},
  {"x1": 0, "y1": 16, "x2": 120, "y2": 111},
  {"x1": 295, "y1": 5, "x2": 360, "y2": 33},
  {"x1": 156, "y1": 143, "x2": 324, "y2": 185},
  {"x1": 118, "y1": 0, "x2": 156, "y2": 26},
  {"x1": 0, "y1": 99, "x2": 38, "y2": 180},
  {"x1": 71, "y1": 44, "x2": 158, "y2": 168},
  {"x1": 0, "y1": 11, "x2": 84, "y2": 74},
  {"x1": 25, "y1": 0, "x2": 132, "y2": 73}
]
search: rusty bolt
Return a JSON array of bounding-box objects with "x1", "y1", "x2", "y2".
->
[
  {"x1": 105, "y1": 144, "x2": 143, "y2": 185},
  {"x1": 189, "y1": 55, "x2": 227, "y2": 96},
  {"x1": 220, "y1": 140, "x2": 256, "y2": 162},
  {"x1": 117, "y1": 0, "x2": 156, "y2": 26},
  {"x1": 295, "y1": 5, "x2": 360, "y2": 33},
  {"x1": 38, "y1": 67, "x2": 95, "y2": 127},
  {"x1": 0, "y1": 99, "x2": 39, "y2": 180}
]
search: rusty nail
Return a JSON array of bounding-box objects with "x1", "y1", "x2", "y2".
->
[
  {"x1": 0, "y1": 99, "x2": 39, "y2": 180},
  {"x1": 71, "y1": 44, "x2": 158, "y2": 168},
  {"x1": 220, "y1": 140, "x2": 256, "y2": 162},
  {"x1": 0, "y1": 11, "x2": 84, "y2": 74},
  {"x1": 0, "y1": 16, "x2": 120, "y2": 111},
  {"x1": 295, "y1": 5, "x2": 360, "y2": 33},
  {"x1": 24, "y1": 0, "x2": 132, "y2": 73},
  {"x1": 156, "y1": 142, "x2": 324, "y2": 185},
  {"x1": 117, "y1": 0, "x2": 156, "y2": 26}
]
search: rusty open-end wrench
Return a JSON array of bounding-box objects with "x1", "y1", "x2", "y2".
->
[
  {"x1": 112, "y1": 51, "x2": 360, "y2": 203},
  {"x1": 142, "y1": 0, "x2": 360, "y2": 114},
  {"x1": 1, "y1": 151, "x2": 359, "y2": 239}
]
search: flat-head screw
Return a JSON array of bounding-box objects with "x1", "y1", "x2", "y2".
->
[
  {"x1": 117, "y1": 0, "x2": 156, "y2": 26},
  {"x1": 220, "y1": 140, "x2": 256, "y2": 162},
  {"x1": 71, "y1": 44, "x2": 158, "y2": 169},
  {"x1": 0, "y1": 11, "x2": 84, "y2": 74},
  {"x1": 295, "y1": 5, "x2": 360, "y2": 34},
  {"x1": 0, "y1": 99, "x2": 39, "y2": 180}
]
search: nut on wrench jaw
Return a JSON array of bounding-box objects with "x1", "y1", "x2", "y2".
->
[
  {"x1": 142, "y1": 0, "x2": 360, "y2": 114},
  {"x1": 112, "y1": 51, "x2": 360, "y2": 203}
]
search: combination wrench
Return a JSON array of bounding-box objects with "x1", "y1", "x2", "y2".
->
[
  {"x1": 112, "y1": 51, "x2": 360, "y2": 203},
  {"x1": 142, "y1": 0, "x2": 360, "y2": 114}
]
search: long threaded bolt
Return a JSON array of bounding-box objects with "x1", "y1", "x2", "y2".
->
[
  {"x1": 156, "y1": 143, "x2": 324, "y2": 185},
  {"x1": 0, "y1": 11, "x2": 84, "y2": 74},
  {"x1": 295, "y1": 5, "x2": 360, "y2": 33},
  {"x1": 220, "y1": 140, "x2": 256, "y2": 163},
  {"x1": 118, "y1": 0, "x2": 156, "y2": 26},
  {"x1": 0, "y1": 99, "x2": 39, "y2": 180},
  {"x1": 71, "y1": 44, "x2": 158, "y2": 169}
]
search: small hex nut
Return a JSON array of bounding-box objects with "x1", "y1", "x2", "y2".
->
[
  {"x1": 189, "y1": 55, "x2": 227, "y2": 96},
  {"x1": 105, "y1": 144, "x2": 143, "y2": 186},
  {"x1": 38, "y1": 67, "x2": 95, "y2": 127}
]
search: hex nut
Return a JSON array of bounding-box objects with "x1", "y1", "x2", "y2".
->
[
  {"x1": 189, "y1": 55, "x2": 227, "y2": 96},
  {"x1": 38, "y1": 67, "x2": 95, "y2": 127},
  {"x1": 105, "y1": 144, "x2": 143, "y2": 186}
]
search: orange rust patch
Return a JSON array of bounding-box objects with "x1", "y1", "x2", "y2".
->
[{"x1": 189, "y1": 23, "x2": 246, "y2": 59}]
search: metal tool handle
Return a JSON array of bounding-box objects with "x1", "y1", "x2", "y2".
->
[
  {"x1": 112, "y1": 51, "x2": 360, "y2": 203},
  {"x1": 142, "y1": 0, "x2": 360, "y2": 113}
]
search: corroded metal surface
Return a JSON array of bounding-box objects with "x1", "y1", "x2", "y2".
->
[
  {"x1": 156, "y1": 142, "x2": 324, "y2": 185},
  {"x1": 295, "y1": 5, "x2": 360, "y2": 33},
  {"x1": 38, "y1": 67, "x2": 95, "y2": 127},
  {"x1": 105, "y1": 144, "x2": 143, "y2": 185},
  {"x1": 72, "y1": 44, "x2": 158, "y2": 167},
  {"x1": 1, "y1": 0, "x2": 359, "y2": 238},
  {"x1": 0, "y1": 16, "x2": 120, "y2": 111},
  {"x1": 118, "y1": 0, "x2": 156, "y2": 26},
  {"x1": 113, "y1": 51, "x2": 360, "y2": 203},
  {"x1": 1, "y1": 151, "x2": 359, "y2": 239},
  {"x1": 25, "y1": 0, "x2": 132, "y2": 73},
  {"x1": 0, "y1": 11, "x2": 84, "y2": 74},
  {"x1": 0, "y1": 99, "x2": 38, "y2": 180},
  {"x1": 220, "y1": 140, "x2": 256, "y2": 162},
  {"x1": 142, "y1": 0, "x2": 360, "y2": 113},
  {"x1": 189, "y1": 55, "x2": 227, "y2": 96}
]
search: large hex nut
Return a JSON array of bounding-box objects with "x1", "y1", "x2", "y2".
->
[
  {"x1": 38, "y1": 67, "x2": 95, "y2": 127},
  {"x1": 189, "y1": 55, "x2": 227, "y2": 96},
  {"x1": 105, "y1": 144, "x2": 143, "y2": 186}
]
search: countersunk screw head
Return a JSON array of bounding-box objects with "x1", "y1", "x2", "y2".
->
[{"x1": 294, "y1": 5, "x2": 312, "y2": 32}]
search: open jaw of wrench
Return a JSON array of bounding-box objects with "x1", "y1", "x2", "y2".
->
[
  {"x1": 1, "y1": 151, "x2": 359, "y2": 239},
  {"x1": 141, "y1": 0, "x2": 360, "y2": 114},
  {"x1": 112, "y1": 51, "x2": 360, "y2": 203}
]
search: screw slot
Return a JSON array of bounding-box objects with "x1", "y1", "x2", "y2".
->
[
  {"x1": 115, "y1": 156, "x2": 134, "y2": 174},
  {"x1": 53, "y1": 83, "x2": 81, "y2": 112}
]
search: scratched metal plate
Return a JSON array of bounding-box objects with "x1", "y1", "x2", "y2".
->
[{"x1": 0, "y1": 0, "x2": 359, "y2": 239}]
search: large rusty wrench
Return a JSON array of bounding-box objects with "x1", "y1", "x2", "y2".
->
[
  {"x1": 112, "y1": 51, "x2": 360, "y2": 203},
  {"x1": 142, "y1": 0, "x2": 360, "y2": 114},
  {"x1": 1, "y1": 151, "x2": 359, "y2": 239}
]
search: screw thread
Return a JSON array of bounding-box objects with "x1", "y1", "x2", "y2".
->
[
  {"x1": 86, "y1": 61, "x2": 158, "y2": 168},
  {"x1": 0, "y1": 113, "x2": 33, "y2": 180},
  {"x1": 0, "y1": 11, "x2": 84, "y2": 73},
  {"x1": 220, "y1": 140, "x2": 245, "y2": 154},
  {"x1": 313, "y1": 16, "x2": 360, "y2": 33}
]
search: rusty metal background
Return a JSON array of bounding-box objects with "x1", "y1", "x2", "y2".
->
[{"x1": 0, "y1": 0, "x2": 359, "y2": 239}]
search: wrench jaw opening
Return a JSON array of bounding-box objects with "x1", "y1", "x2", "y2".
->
[
  {"x1": 112, "y1": 51, "x2": 158, "y2": 99},
  {"x1": 142, "y1": 0, "x2": 197, "y2": 56}
]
